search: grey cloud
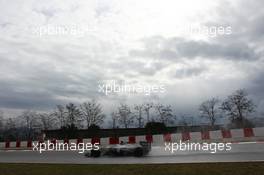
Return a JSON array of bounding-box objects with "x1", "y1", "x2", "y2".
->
[
  {"x1": 207, "y1": 0, "x2": 264, "y2": 43},
  {"x1": 0, "y1": 22, "x2": 12, "y2": 28},
  {"x1": 0, "y1": 87, "x2": 63, "y2": 110},
  {"x1": 130, "y1": 37, "x2": 259, "y2": 62},
  {"x1": 0, "y1": 66, "x2": 103, "y2": 110},
  {"x1": 130, "y1": 0, "x2": 263, "y2": 63},
  {"x1": 108, "y1": 58, "x2": 168, "y2": 77},
  {"x1": 248, "y1": 70, "x2": 264, "y2": 102},
  {"x1": 33, "y1": 8, "x2": 59, "y2": 18},
  {"x1": 173, "y1": 66, "x2": 207, "y2": 79},
  {"x1": 95, "y1": 1, "x2": 112, "y2": 17},
  {"x1": 0, "y1": 0, "x2": 264, "y2": 118},
  {"x1": 0, "y1": 41, "x2": 106, "y2": 110}
]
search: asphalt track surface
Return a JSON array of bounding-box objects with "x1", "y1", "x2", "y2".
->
[{"x1": 0, "y1": 142, "x2": 263, "y2": 164}]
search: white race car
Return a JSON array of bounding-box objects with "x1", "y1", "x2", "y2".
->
[{"x1": 85, "y1": 141, "x2": 151, "y2": 157}]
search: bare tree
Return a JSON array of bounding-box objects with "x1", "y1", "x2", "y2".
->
[
  {"x1": 221, "y1": 89, "x2": 256, "y2": 127},
  {"x1": 110, "y1": 112, "x2": 118, "y2": 129},
  {"x1": 80, "y1": 100, "x2": 105, "y2": 128},
  {"x1": 66, "y1": 103, "x2": 82, "y2": 128},
  {"x1": 5, "y1": 118, "x2": 16, "y2": 130},
  {"x1": 178, "y1": 115, "x2": 188, "y2": 126},
  {"x1": 143, "y1": 103, "x2": 153, "y2": 123},
  {"x1": 155, "y1": 104, "x2": 174, "y2": 126},
  {"x1": 20, "y1": 110, "x2": 39, "y2": 139},
  {"x1": 0, "y1": 110, "x2": 3, "y2": 131},
  {"x1": 134, "y1": 104, "x2": 144, "y2": 128},
  {"x1": 199, "y1": 97, "x2": 220, "y2": 127},
  {"x1": 117, "y1": 104, "x2": 134, "y2": 128},
  {"x1": 39, "y1": 112, "x2": 57, "y2": 130},
  {"x1": 53, "y1": 105, "x2": 67, "y2": 128}
]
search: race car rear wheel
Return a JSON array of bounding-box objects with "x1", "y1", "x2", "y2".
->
[
  {"x1": 134, "y1": 147, "x2": 144, "y2": 157},
  {"x1": 91, "y1": 150, "x2": 101, "y2": 157}
]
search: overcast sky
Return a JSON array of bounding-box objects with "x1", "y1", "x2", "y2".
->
[{"x1": 0, "y1": 0, "x2": 264, "y2": 118}]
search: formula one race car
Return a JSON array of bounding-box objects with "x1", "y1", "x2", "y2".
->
[{"x1": 84, "y1": 141, "x2": 151, "y2": 157}]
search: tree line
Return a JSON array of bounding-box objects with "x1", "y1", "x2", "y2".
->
[{"x1": 0, "y1": 89, "x2": 257, "y2": 141}]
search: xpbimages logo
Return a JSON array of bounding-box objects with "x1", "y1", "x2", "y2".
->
[
  {"x1": 164, "y1": 141, "x2": 232, "y2": 154},
  {"x1": 98, "y1": 80, "x2": 166, "y2": 96},
  {"x1": 32, "y1": 140, "x2": 100, "y2": 154}
]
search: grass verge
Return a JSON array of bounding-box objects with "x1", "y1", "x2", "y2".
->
[{"x1": 0, "y1": 162, "x2": 263, "y2": 175}]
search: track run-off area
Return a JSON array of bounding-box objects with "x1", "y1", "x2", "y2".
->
[{"x1": 0, "y1": 142, "x2": 263, "y2": 164}]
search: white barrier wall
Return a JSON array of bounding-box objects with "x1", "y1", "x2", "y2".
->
[
  {"x1": 231, "y1": 129, "x2": 244, "y2": 138},
  {"x1": 100, "y1": 138, "x2": 108, "y2": 146},
  {"x1": 119, "y1": 136, "x2": 128, "y2": 143},
  {"x1": 254, "y1": 127, "x2": 264, "y2": 137},
  {"x1": 152, "y1": 135, "x2": 164, "y2": 146},
  {"x1": 136, "y1": 135, "x2": 146, "y2": 142},
  {"x1": 190, "y1": 132, "x2": 201, "y2": 142},
  {"x1": 210, "y1": 130, "x2": 222, "y2": 141},
  {"x1": 57, "y1": 139, "x2": 64, "y2": 144},
  {"x1": 83, "y1": 138, "x2": 91, "y2": 144},
  {"x1": 171, "y1": 133, "x2": 182, "y2": 142},
  {"x1": 1, "y1": 127, "x2": 264, "y2": 149},
  {"x1": 21, "y1": 141, "x2": 27, "y2": 147},
  {"x1": 0, "y1": 142, "x2": 5, "y2": 148}
]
